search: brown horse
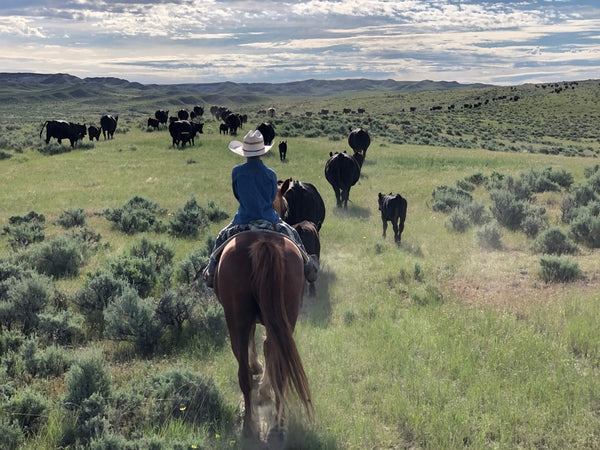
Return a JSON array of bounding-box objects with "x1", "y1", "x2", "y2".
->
[{"x1": 214, "y1": 230, "x2": 314, "y2": 438}]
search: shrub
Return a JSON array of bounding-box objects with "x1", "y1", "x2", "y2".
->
[
  {"x1": 108, "y1": 256, "x2": 157, "y2": 298},
  {"x1": 74, "y1": 269, "x2": 128, "y2": 337},
  {"x1": 532, "y1": 227, "x2": 577, "y2": 255},
  {"x1": 56, "y1": 208, "x2": 86, "y2": 228},
  {"x1": 462, "y1": 200, "x2": 490, "y2": 225},
  {"x1": 571, "y1": 183, "x2": 598, "y2": 206},
  {"x1": 3, "y1": 211, "x2": 45, "y2": 250},
  {"x1": 569, "y1": 213, "x2": 600, "y2": 248},
  {"x1": 431, "y1": 185, "x2": 473, "y2": 212},
  {"x1": 0, "y1": 329, "x2": 25, "y2": 356},
  {"x1": 1, "y1": 273, "x2": 52, "y2": 334},
  {"x1": 169, "y1": 196, "x2": 208, "y2": 237},
  {"x1": 103, "y1": 287, "x2": 161, "y2": 355},
  {"x1": 464, "y1": 173, "x2": 488, "y2": 186},
  {"x1": 4, "y1": 389, "x2": 50, "y2": 435},
  {"x1": 37, "y1": 310, "x2": 85, "y2": 346},
  {"x1": 23, "y1": 338, "x2": 73, "y2": 378},
  {"x1": 206, "y1": 200, "x2": 230, "y2": 222},
  {"x1": 0, "y1": 261, "x2": 32, "y2": 299},
  {"x1": 19, "y1": 234, "x2": 88, "y2": 278},
  {"x1": 174, "y1": 246, "x2": 210, "y2": 286},
  {"x1": 103, "y1": 196, "x2": 166, "y2": 234},
  {"x1": 0, "y1": 417, "x2": 22, "y2": 450},
  {"x1": 39, "y1": 142, "x2": 71, "y2": 155},
  {"x1": 156, "y1": 286, "x2": 197, "y2": 330},
  {"x1": 476, "y1": 222, "x2": 503, "y2": 250},
  {"x1": 560, "y1": 196, "x2": 577, "y2": 223},
  {"x1": 75, "y1": 392, "x2": 109, "y2": 443},
  {"x1": 189, "y1": 298, "x2": 228, "y2": 351},
  {"x1": 145, "y1": 368, "x2": 233, "y2": 429},
  {"x1": 539, "y1": 256, "x2": 582, "y2": 283},
  {"x1": 489, "y1": 189, "x2": 528, "y2": 230},
  {"x1": 520, "y1": 167, "x2": 562, "y2": 193},
  {"x1": 546, "y1": 167, "x2": 574, "y2": 189},
  {"x1": 447, "y1": 208, "x2": 471, "y2": 233},
  {"x1": 520, "y1": 207, "x2": 548, "y2": 237},
  {"x1": 129, "y1": 237, "x2": 174, "y2": 275},
  {"x1": 64, "y1": 353, "x2": 112, "y2": 410},
  {"x1": 456, "y1": 179, "x2": 475, "y2": 192}
]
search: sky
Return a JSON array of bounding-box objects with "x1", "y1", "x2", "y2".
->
[{"x1": 1, "y1": 0, "x2": 599, "y2": 86}]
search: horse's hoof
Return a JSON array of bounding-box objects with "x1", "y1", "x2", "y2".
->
[
  {"x1": 265, "y1": 427, "x2": 287, "y2": 449},
  {"x1": 242, "y1": 419, "x2": 259, "y2": 439}
]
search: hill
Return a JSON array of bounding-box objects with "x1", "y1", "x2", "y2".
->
[{"x1": 0, "y1": 72, "x2": 488, "y2": 102}]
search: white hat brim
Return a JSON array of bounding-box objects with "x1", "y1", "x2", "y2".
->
[{"x1": 228, "y1": 140, "x2": 273, "y2": 156}]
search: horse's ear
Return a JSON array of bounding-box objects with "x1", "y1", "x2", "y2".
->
[{"x1": 280, "y1": 177, "x2": 291, "y2": 195}]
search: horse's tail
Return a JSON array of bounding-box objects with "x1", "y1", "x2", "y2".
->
[
  {"x1": 249, "y1": 239, "x2": 314, "y2": 420},
  {"x1": 39, "y1": 121, "x2": 48, "y2": 138}
]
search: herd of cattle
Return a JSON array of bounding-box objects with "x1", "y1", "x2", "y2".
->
[
  {"x1": 275, "y1": 127, "x2": 407, "y2": 294},
  {"x1": 38, "y1": 113, "x2": 407, "y2": 294},
  {"x1": 39, "y1": 114, "x2": 119, "y2": 148}
]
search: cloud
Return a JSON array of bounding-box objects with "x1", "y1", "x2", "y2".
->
[{"x1": 0, "y1": 0, "x2": 599, "y2": 84}]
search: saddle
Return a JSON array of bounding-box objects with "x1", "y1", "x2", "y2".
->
[{"x1": 211, "y1": 223, "x2": 310, "y2": 263}]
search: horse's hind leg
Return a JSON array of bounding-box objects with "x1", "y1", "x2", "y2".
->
[
  {"x1": 248, "y1": 323, "x2": 263, "y2": 375},
  {"x1": 230, "y1": 323, "x2": 257, "y2": 437}
]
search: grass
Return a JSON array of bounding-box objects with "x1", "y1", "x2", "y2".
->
[{"x1": 1, "y1": 82, "x2": 600, "y2": 448}]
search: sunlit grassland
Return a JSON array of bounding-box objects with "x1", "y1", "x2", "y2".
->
[{"x1": 2, "y1": 107, "x2": 600, "y2": 448}]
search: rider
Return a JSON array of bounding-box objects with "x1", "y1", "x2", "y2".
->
[{"x1": 202, "y1": 129, "x2": 318, "y2": 288}]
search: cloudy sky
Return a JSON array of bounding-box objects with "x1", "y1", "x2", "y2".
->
[{"x1": 1, "y1": 0, "x2": 599, "y2": 86}]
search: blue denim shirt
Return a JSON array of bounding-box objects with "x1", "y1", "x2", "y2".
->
[{"x1": 231, "y1": 158, "x2": 280, "y2": 225}]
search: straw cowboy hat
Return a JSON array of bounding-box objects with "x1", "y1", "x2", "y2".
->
[{"x1": 228, "y1": 130, "x2": 273, "y2": 157}]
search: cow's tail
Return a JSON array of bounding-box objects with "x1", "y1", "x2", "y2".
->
[{"x1": 39, "y1": 121, "x2": 48, "y2": 138}]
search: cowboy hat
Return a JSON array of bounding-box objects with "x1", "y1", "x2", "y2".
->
[{"x1": 228, "y1": 130, "x2": 272, "y2": 157}]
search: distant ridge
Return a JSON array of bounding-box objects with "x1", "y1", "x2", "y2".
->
[{"x1": 0, "y1": 72, "x2": 490, "y2": 99}]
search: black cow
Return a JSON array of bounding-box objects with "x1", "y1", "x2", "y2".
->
[
  {"x1": 155, "y1": 109, "x2": 169, "y2": 126},
  {"x1": 224, "y1": 113, "x2": 242, "y2": 135},
  {"x1": 168, "y1": 120, "x2": 203, "y2": 147},
  {"x1": 100, "y1": 114, "x2": 118, "y2": 139},
  {"x1": 256, "y1": 122, "x2": 275, "y2": 146},
  {"x1": 279, "y1": 178, "x2": 326, "y2": 231},
  {"x1": 39, "y1": 120, "x2": 87, "y2": 148},
  {"x1": 292, "y1": 220, "x2": 321, "y2": 296},
  {"x1": 193, "y1": 105, "x2": 204, "y2": 117},
  {"x1": 177, "y1": 132, "x2": 193, "y2": 147},
  {"x1": 278, "y1": 141, "x2": 287, "y2": 161},
  {"x1": 147, "y1": 117, "x2": 160, "y2": 130},
  {"x1": 177, "y1": 109, "x2": 189, "y2": 120},
  {"x1": 378, "y1": 192, "x2": 408, "y2": 244},
  {"x1": 348, "y1": 127, "x2": 371, "y2": 157},
  {"x1": 88, "y1": 125, "x2": 101, "y2": 141},
  {"x1": 324, "y1": 151, "x2": 364, "y2": 209},
  {"x1": 219, "y1": 123, "x2": 229, "y2": 134}
]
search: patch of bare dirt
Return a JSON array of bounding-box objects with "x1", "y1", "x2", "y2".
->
[{"x1": 446, "y1": 270, "x2": 600, "y2": 316}]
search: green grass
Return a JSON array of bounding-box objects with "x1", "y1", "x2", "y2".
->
[{"x1": 1, "y1": 82, "x2": 600, "y2": 448}]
